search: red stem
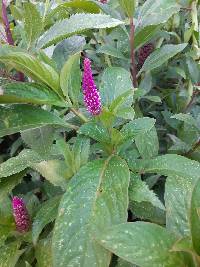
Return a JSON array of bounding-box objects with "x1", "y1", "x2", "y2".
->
[
  {"x1": 130, "y1": 17, "x2": 137, "y2": 88},
  {"x1": 1, "y1": 0, "x2": 14, "y2": 45},
  {"x1": 1, "y1": 0, "x2": 25, "y2": 82}
]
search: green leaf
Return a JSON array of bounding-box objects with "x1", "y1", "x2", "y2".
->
[
  {"x1": 73, "y1": 136, "x2": 90, "y2": 171},
  {"x1": 142, "y1": 95, "x2": 162, "y2": 103},
  {"x1": 97, "y1": 44, "x2": 126, "y2": 59},
  {"x1": 134, "y1": 25, "x2": 160, "y2": 51},
  {"x1": 0, "y1": 197, "x2": 13, "y2": 226},
  {"x1": 24, "y1": 2, "x2": 43, "y2": 49},
  {"x1": 100, "y1": 67, "x2": 133, "y2": 107},
  {"x1": 31, "y1": 160, "x2": 68, "y2": 188},
  {"x1": 0, "y1": 149, "x2": 47, "y2": 179},
  {"x1": 21, "y1": 125, "x2": 55, "y2": 156},
  {"x1": 61, "y1": 0, "x2": 102, "y2": 14},
  {"x1": 52, "y1": 36, "x2": 86, "y2": 71},
  {"x1": 35, "y1": 237, "x2": 53, "y2": 267},
  {"x1": 78, "y1": 122, "x2": 111, "y2": 143},
  {"x1": 129, "y1": 174, "x2": 164, "y2": 210},
  {"x1": 0, "y1": 172, "x2": 25, "y2": 202},
  {"x1": 116, "y1": 258, "x2": 135, "y2": 267},
  {"x1": 0, "y1": 225, "x2": 13, "y2": 247},
  {"x1": 135, "y1": 125, "x2": 159, "y2": 158},
  {"x1": 118, "y1": 0, "x2": 136, "y2": 17},
  {"x1": 128, "y1": 154, "x2": 200, "y2": 179},
  {"x1": 0, "y1": 104, "x2": 71, "y2": 138},
  {"x1": 121, "y1": 117, "x2": 155, "y2": 140},
  {"x1": 52, "y1": 156, "x2": 130, "y2": 267},
  {"x1": 32, "y1": 196, "x2": 61, "y2": 245},
  {"x1": 172, "y1": 113, "x2": 199, "y2": 130},
  {"x1": 136, "y1": 0, "x2": 180, "y2": 29},
  {"x1": 0, "y1": 241, "x2": 24, "y2": 267},
  {"x1": 0, "y1": 46, "x2": 61, "y2": 94},
  {"x1": 116, "y1": 107, "x2": 135, "y2": 120},
  {"x1": 37, "y1": 13, "x2": 123, "y2": 49},
  {"x1": 0, "y1": 82, "x2": 65, "y2": 107},
  {"x1": 109, "y1": 90, "x2": 134, "y2": 113},
  {"x1": 98, "y1": 222, "x2": 184, "y2": 267},
  {"x1": 130, "y1": 201, "x2": 166, "y2": 225},
  {"x1": 165, "y1": 175, "x2": 197, "y2": 237},
  {"x1": 60, "y1": 53, "x2": 81, "y2": 105},
  {"x1": 190, "y1": 178, "x2": 200, "y2": 254},
  {"x1": 139, "y1": 44, "x2": 187, "y2": 74}
]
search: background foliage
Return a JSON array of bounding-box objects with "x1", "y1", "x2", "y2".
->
[{"x1": 0, "y1": 0, "x2": 199, "y2": 266}]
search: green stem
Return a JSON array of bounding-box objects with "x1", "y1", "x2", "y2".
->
[
  {"x1": 65, "y1": 122, "x2": 79, "y2": 131},
  {"x1": 70, "y1": 108, "x2": 88, "y2": 123}
]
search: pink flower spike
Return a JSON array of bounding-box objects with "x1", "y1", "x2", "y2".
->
[
  {"x1": 82, "y1": 58, "x2": 102, "y2": 116},
  {"x1": 12, "y1": 196, "x2": 31, "y2": 233}
]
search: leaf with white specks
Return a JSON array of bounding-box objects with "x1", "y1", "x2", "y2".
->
[
  {"x1": 100, "y1": 67, "x2": 133, "y2": 106},
  {"x1": 78, "y1": 122, "x2": 111, "y2": 143},
  {"x1": 121, "y1": 117, "x2": 155, "y2": 141},
  {"x1": 128, "y1": 154, "x2": 200, "y2": 180},
  {"x1": 37, "y1": 13, "x2": 123, "y2": 49},
  {"x1": 98, "y1": 222, "x2": 185, "y2": 267},
  {"x1": 35, "y1": 237, "x2": 53, "y2": 267},
  {"x1": 0, "y1": 241, "x2": 24, "y2": 267},
  {"x1": 190, "y1": 178, "x2": 200, "y2": 254},
  {"x1": 129, "y1": 174, "x2": 165, "y2": 211},
  {"x1": 165, "y1": 175, "x2": 199, "y2": 238},
  {"x1": 0, "y1": 104, "x2": 72, "y2": 138},
  {"x1": 138, "y1": 44, "x2": 187, "y2": 75},
  {"x1": 136, "y1": 0, "x2": 180, "y2": 29},
  {"x1": 24, "y1": 2, "x2": 43, "y2": 49},
  {"x1": 52, "y1": 156, "x2": 130, "y2": 267}
]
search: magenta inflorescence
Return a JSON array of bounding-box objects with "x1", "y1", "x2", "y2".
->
[
  {"x1": 99, "y1": 0, "x2": 108, "y2": 3},
  {"x1": 138, "y1": 43, "x2": 154, "y2": 70},
  {"x1": 82, "y1": 58, "x2": 102, "y2": 116},
  {"x1": 12, "y1": 196, "x2": 31, "y2": 233}
]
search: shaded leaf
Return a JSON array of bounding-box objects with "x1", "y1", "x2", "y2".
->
[
  {"x1": 52, "y1": 36, "x2": 86, "y2": 71},
  {"x1": 31, "y1": 160, "x2": 68, "y2": 189},
  {"x1": 21, "y1": 125, "x2": 55, "y2": 156},
  {"x1": 0, "y1": 241, "x2": 24, "y2": 267},
  {"x1": 129, "y1": 174, "x2": 164, "y2": 210},
  {"x1": 32, "y1": 196, "x2": 61, "y2": 245},
  {"x1": 0, "y1": 171, "x2": 25, "y2": 202}
]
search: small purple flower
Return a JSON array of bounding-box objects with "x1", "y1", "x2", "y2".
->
[
  {"x1": 82, "y1": 58, "x2": 102, "y2": 116},
  {"x1": 12, "y1": 196, "x2": 31, "y2": 233}
]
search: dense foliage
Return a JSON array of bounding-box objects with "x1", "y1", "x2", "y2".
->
[{"x1": 0, "y1": 0, "x2": 200, "y2": 266}]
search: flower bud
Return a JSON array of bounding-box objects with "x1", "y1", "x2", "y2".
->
[
  {"x1": 82, "y1": 58, "x2": 102, "y2": 116},
  {"x1": 12, "y1": 196, "x2": 31, "y2": 233}
]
